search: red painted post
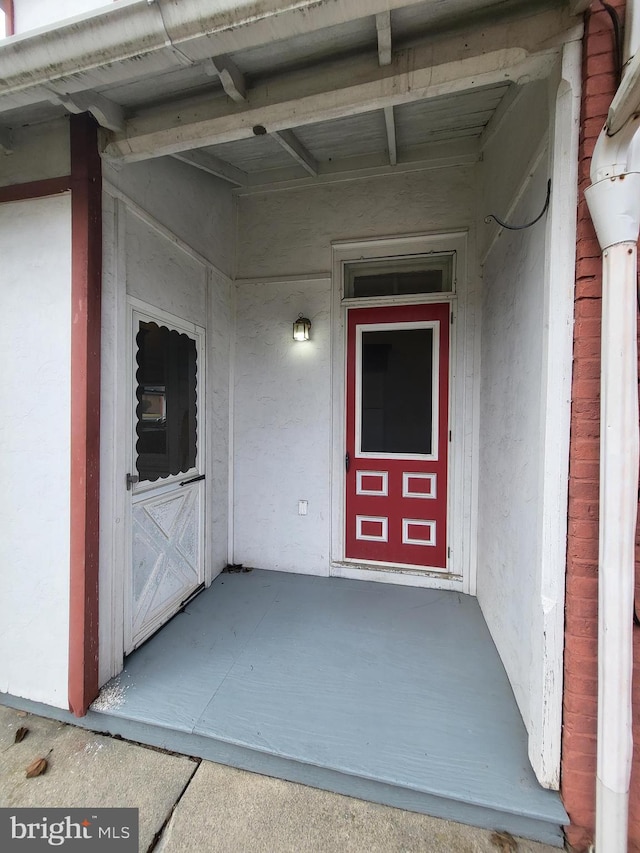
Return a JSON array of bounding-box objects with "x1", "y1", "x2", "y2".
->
[{"x1": 68, "y1": 113, "x2": 102, "y2": 717}]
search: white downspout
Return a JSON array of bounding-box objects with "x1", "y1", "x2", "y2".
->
[{"x1": 584, "y1": 113, "x2": 640, "y2": 853}]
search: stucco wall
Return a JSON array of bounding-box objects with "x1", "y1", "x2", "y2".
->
[
  {"x1": 104, "y1": 158, "x2": 235, "y2": 277},
  {"x1": 233, "y1": 278, "x2": 332, "y2": 573},
  {"x1": 476, "y1": 80, "x2": 552, "y2": 765},
  {"x1": 0, "y1": 193, "x2": 72, "y2": 707},
  {"x1": 0, "y1": 119, "x2": 69, "y2": 187},
  {"x1": 237, "y1": 167, "x2": 476, "y2": 279},
  {"x1": 478, "y1": 82, "x2": 549, "y2": 261},
  {"x1": 233, "y1": 168, "x2": 475, "y2": 573},
  {"x1": 477, "y1": 158, "x2": 548, "y2": 723}
]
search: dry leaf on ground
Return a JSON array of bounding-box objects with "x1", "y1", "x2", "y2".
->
[
  {"x1": 14, "y1": 727, "x2": 29, "y2": 744},
  {"x1": 25, "y1": 750, "x2": 52, "y2": 778}
]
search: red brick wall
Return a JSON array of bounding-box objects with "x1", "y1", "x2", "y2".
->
[{"x1": 562, "y1": 2, "x2": 640, "y2": 850}]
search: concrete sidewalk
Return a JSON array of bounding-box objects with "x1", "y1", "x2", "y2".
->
[{"x1": 0, "y1": 705, "x2": 563, "y2": 852}]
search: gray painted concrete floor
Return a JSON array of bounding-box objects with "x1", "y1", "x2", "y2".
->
[
  {"x1": 100, "y1": 571, "x2": 565, "y2": 836},
  {"x1": 0, "y1": 705, "x2": 562, "y2": 852}
]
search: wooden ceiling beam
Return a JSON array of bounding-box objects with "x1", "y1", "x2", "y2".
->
[
  {"x1": 383, "y1": 105, "x2": 397, "y2": 165},
  {"x1": 239, "y1": 137, "x2": 480, "y2": 193},
  {"x1": 101, "y1": 7, "x2": 575, "y2": 163},
  {"x1": 46, "y1": 87, "x2": 125, "y2": 132},
  {"x1": 376, "y1": 12, "x2": 392, "y2": 67},
  {"x1": 172, "y1": 148, "x2": 247, "y2": 186},
  {"x1": 271, "y1": 129, "x2": 318, "y2": 176},
  {"x1": 206, "y1": 56, "x2": 247, "y2": 103}
]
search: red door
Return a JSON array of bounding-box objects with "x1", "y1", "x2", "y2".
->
[{"x1": 345, "y1": 303, "x2": 450, "y2": 570}]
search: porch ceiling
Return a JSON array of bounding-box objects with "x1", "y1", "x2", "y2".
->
[{"x1": 0, "y1": 0, "x2": 577, "y2": 187}]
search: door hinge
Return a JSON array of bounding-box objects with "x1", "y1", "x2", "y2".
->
[
  {"x1": 449, "y1": 430, "x2": 452, "y2": 442},
  {"x1": 448, "y1": 546, "x2": 451, "y2": 559},
  {"x1": 451, "y1": 311, "x2": 454, "y2": 324},
  {"x1": 126, "y1": 472, "x2": 139, "y2": 490}
]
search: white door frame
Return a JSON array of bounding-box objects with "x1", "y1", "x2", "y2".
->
[{"x1": 329, "y1": 230, "x2": 478, "y2": 593}]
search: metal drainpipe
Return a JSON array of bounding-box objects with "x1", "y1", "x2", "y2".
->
[{"x1": 584, "y1": 116, "x2": 640, "y2": 852}]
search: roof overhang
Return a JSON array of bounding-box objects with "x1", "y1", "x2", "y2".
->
[{"x1": 0, "y1": 0, "x2": 583, "y2": 187}]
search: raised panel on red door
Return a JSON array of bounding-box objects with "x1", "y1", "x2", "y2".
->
[{"x1": 345, "y1": 303, "x2": 449, "y2": 570}]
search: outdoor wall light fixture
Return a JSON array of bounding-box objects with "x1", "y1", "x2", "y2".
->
[{"x1": 293, "y1": 314, "x2": 311, "y2": 341}]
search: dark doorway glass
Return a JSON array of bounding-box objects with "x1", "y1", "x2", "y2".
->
[
  {"x1": 361, "y1": 328, "x2": 434, "y2": 455},
  {"x1": 136, "y1": 321, "x2": 197, "y2": 482},
  {"x1": 344, "y1": 254, "x2": 453, "y2": 298}
]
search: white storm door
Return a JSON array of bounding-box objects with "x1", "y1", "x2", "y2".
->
[{"x1": 125, "y1": 307, "x2": 205, "y2": 654}]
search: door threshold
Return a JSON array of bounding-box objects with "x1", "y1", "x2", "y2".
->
[{"x1": 331, "y1": 562, "x2": 463, "y2": 590}]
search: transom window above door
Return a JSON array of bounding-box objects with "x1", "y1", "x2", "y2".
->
[{"x1": 343, "y1": 253, "x2": 454, "y2": 299}]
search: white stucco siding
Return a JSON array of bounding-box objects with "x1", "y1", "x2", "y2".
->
[
  {"x1": 474, "y1": 63, "x2": 580, "y2": 792},
  {"x1": 233, "y1": 278, "x2": 331, "y2": 574},
  {"x1": 478, "y1": 81, "x2": 549, "y2": 261},
  {"x1": 475, "y1": 73, "x2": 568, "y2": 788},
  {"x1": 236, "y1": 167, "x2": 476, "y2": 279},
  {"x1": 0, "y1": 193, "x2": 72, "y2": 707},
  {"x1": 477, "y1": 157, "x2": 548, "y2": 719},
  {"x1": 234, "y1": 170, "x2": 475, "y2": 574},
  {"x1": 13, "y1": 0, "x2": 109, "y2": 33},
  {"x1": 104, "y1": 158, "x2": 235, "y2": 277},
  {"x1": 124, "y1": 207, "x2": 207, "y2": 323},
  {"x1": 0, "y1": 120, "x2": 70, "y2": 188}
]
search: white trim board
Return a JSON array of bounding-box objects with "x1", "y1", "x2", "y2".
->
[
  {"x1": 235, "y1": 273, "x2": 331, "y2": 287},
  {"x1": 98, "y1": 194, "x2": 127, "y2": 686},
  {"x1": 531, "y1": 41, "x2": 580, "y2": 790},
  {"x1": 332, "y1": 563, "x2": 464, "y2": 590}
]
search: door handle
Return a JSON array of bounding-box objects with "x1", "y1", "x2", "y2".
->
[
  {"x1": 345, "y1": 452, "x2": 350, "y2": 473},
  {"x1": 180, "y1": 474, "x2": 205, "y2": 486}
]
